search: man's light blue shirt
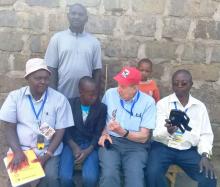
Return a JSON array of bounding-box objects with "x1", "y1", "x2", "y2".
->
[
  {"x1": 0, "y1": 86, "x2": 74, "y2": 156},
  {"x1": 45, "y1": 29, "x2": 102, "y2": 98},
  {"x1": 102, "y1": 88, "x2": 156, "y2": 137}
]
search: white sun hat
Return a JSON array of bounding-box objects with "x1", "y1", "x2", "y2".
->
[{"x1": 24, "y1": 58, "x2": 51, "y2": 78}]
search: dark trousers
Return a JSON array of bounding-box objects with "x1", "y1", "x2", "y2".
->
[{"x1": 146, "y1": 141, "x2": 217, "y2": 187}]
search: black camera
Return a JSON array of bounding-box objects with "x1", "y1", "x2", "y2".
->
[{"x1": 168, "y1": 109, "x2": 192, "y2": 133}]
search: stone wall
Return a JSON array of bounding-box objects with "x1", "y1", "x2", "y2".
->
[{"x1": 0, "y1": 0, "x2": 220, "y2": 186}]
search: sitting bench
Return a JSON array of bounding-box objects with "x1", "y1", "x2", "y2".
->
[{"x1": 166, "y1": 165, "x2": 184, "y2": 187}]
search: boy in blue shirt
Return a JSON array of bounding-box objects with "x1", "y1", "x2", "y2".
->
[{"x1": 59, "y1": 76, "x2": 107, "y2": 187}]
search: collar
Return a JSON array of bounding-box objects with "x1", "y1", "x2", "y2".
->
[
  {"x1": 68, "y1": 28, "x2": 86, "y2": 37},
  {"x1": 119, "y1": 90, "x2": 140, "y2": 104},
  {"x1": 168, "y1": 93, "x2": 200, "y2": 108},
  {"x1": 25, "y1": 87, "x2": 47, "y2": 103}
]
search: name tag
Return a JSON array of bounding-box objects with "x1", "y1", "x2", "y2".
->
[
  {"x1": 39, "y1": 122, "x2": 55, "y2": 140},
  {"x1": 168, "y1": 130, "x2": 184, "y2": 147}
]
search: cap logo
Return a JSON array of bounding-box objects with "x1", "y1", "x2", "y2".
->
[{"x1": 121, "y1": 69, "x2": 130, "y2": 78}]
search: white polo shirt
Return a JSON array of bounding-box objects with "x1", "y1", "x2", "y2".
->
[
  {"x1": 0, "y1": 86, "x2": 74, "y2": 156},
  {"x1": 153, "y1": 93, "x2": 214, "y2": 155}
]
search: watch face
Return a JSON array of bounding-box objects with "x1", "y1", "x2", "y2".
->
[{"x1": 202, "y1": 153, "x2": 211, "y2": 159}]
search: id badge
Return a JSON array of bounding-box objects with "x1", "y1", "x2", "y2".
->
[
  {"x1": 168, "y1": 130, "x2": 184, "y2": 147},
  {"x1": 37, "y1": 134, "x2": 45, "y2": 150},
  {"x1": 39, "y1": 122, "x2": 55, "y2": 140}
]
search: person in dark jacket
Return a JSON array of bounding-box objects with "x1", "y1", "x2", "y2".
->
[{"x1": 59, "y1": 76, "x2": 107, "y2": 187}]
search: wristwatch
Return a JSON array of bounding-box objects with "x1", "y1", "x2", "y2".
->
[
  {"x1": 201, "y1": 152, "x2": 211, "y2": 160},
  {"x1": 123, "y1": 129, "x2": 129, "y2": 138}
]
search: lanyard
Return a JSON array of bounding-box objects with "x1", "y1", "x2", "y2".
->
[
  {"x1": 120, "y1": 91, "x2": 140, "y2": 116},
  {"x1": 174, "y1": 102, "x2": 188, "y2": 113},
  {"x1": 28, "y1": 89, "x2": 48, "y2": 124}
]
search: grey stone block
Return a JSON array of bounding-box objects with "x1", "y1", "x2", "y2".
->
[
  {"x1": 27, "y1": 13, "x2": 45, "y2": 31},
  {"x1": 182, "y1": 43, "x2": 206, "y2": 63},
  {"x1": 49, "y1": 13, "x2": 68, "y2": 32},
  {"x1": 132, "y1": 0, "x2": 166, "y2": 14},
  {"x1": 86, "y1": 15, "x2": 117, "y2": 35},
  {"x1": 0, "y1": 0, "x2": 16, "y2": 6},
  {"x1": 66, "y1": 0, "x2": 101, "y2": 7},
  {"x1": 122, "y1": 15, "x2": 156, "y2": 37},
  {"x1": 0, "y1": 52, "x2": 9, "y2": 73},
  {"x1": 0, "y1": 31, "x2": 23, "y2": 52},
  {"x1": 144, "y1": 41, "x2": 178, "y2": 60},
  {"x1": 185, "y1": 0, "x2": 217, "y2": 18},
  {"x1": 13, "y1": 54, "x2": 28, "y2": 71},
  {"x1": 30, "y1": 35, "x2": 49, "y2": 53},
  {"x1": 173, "y1": 64, "x2": 220, "y2": 82},
  {"x1": 103, "y1": 0, "x2": 128, "y2": 11},
  {"x1": 195, "y1": 20, "x2": 220, "y2": 40},
  {"x1": 162, "y1": 18, "x2": 191, "y2": 39},
  {"x1": 211, "y1": 104, "x2": 220, "y2": 124},
  {"x1": 211, "y1": 45, "x2": 220, "y2": 63},
  {"x1": 0, "y1": 74, "x2": 26, "y2": 93},
  {"x1": 105, "y1": 38, "x2": 139, "y2": 58},
  {"x1": 168, "y1": 0, "x2": 186, "y2": 17},
  {"x1": 25, "y1": 0, "x2": 60, "y2": 7},
  {"x1": 0, "y1": 10, "x2": 18, "y2": 27}
]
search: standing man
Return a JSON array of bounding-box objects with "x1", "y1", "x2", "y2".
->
[
  {"x1": 0, "y1": 58, "x2": 74, "y2": 187},
  {"x1": 146, "y1": 69, "x2": 217, "y2": 187},
  {"x1": 98, "y1": 67, "x2": 156, "y2": 187},
  {"x1": 45, "y1": 3, "x2": 102, "y2": 98}
]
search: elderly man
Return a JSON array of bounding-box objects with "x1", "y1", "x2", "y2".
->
[
  {"x1": 45, "y1": 3, "x2": 102, "y2": 98},
  {"x1": 0, "y1": 58, "x2": 74, "y2": 187},
  {"x1": 98, "y1": 66, "x2": 156, "y2": 187},
  {"x1": 146, "y1": 69, "x2": 217, "y2": 187}
]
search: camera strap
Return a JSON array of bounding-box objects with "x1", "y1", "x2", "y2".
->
[{"x1": 174, "y1": 102, "x2": 188, "y2": 113}]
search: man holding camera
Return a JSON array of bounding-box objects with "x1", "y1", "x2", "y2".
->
[{"x1": 146, "y1": 69, "x2": 217, "y2": 187}]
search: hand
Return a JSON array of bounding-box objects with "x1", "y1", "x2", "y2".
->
[
  {"x1": 199, "y1": 157, "x2": 216, "y2": 179},
  {"x1": 108, "y1": 120, "x2": 124, "y2": 135},
  {"x1": 32, "y1": 154, "x2": 50, "y2": 167},
  {"x1": 75, "y1": 149, "x2": 91, "y2": 164},
  {"x1": 164, "y1": 120, "x2": 178, "y2": 134},
  {"x1": 98, "y1": 134, "x2": 112, "y2": 147},
  {"x1": 71, "y1": 145, "x2": 81, "y2": 159},
  {"x1": 7, "y1": 150, "x2": 28, "y2": 172}
]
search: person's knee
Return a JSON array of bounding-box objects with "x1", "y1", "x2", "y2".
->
[
  {"x1": 102, "y1": 167, "x2": 119, "y2": 180},
  {"x1": 83, "y1": 172, "x2": 98, "y2": 184},
  {"x1": 45, "y1": 173, "x2": 59, "y2": 181},
  {"x1": 146, "y1": 163, "x2": 163, "y2": 177},
  {"x1": 124, "y1": 169, "x2": 144, "y2": 186},
  {"x1": 197, "y1": 175, "x2": 217, "y2": 187}
]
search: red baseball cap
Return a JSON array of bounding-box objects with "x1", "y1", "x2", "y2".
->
[{"x1": 114, "y1": 66, "x2": 141, "y2": 86}]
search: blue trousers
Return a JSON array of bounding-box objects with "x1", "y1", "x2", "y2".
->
[
  {"x1": 146, "y1": 141, "x2": 217, "y2": 187},
  {"x1": 59, "y1": 144, "x2": 99, "y2": 187}
]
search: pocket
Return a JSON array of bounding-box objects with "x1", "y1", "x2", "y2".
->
[
  {"x1": 125, "y1": 116, "x2": 142, "y2": 131},
  {"x1": 42, "y1": 111, "x2": 56, "y2": 129}
]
